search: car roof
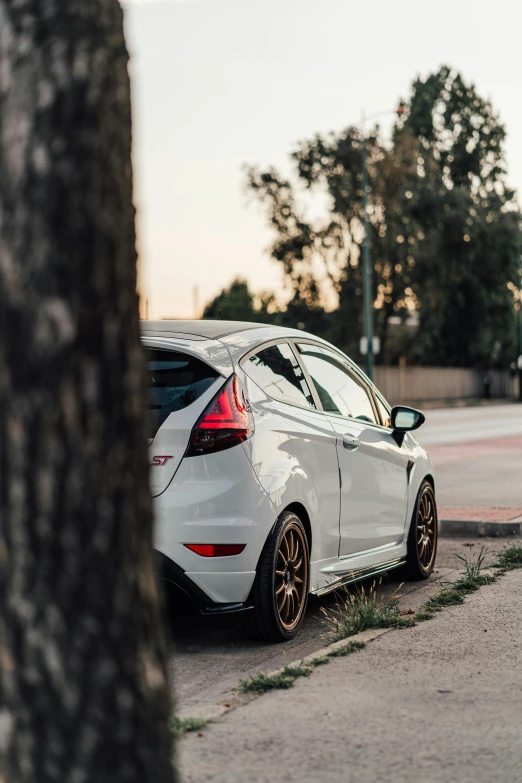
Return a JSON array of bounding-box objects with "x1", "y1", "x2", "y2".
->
[
  {"x1": 140, "y1": 320, "x2": 372, "y2": 388},
  {"x1": 140, "y1": 319, "x2": 269, "y2": 340}
]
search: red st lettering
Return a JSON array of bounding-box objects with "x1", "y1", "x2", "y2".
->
[{"x1": 151, "y1": 455, "x2": 173, "y2": 467}]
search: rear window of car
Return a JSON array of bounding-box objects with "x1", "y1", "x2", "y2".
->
[
  {"x1": 243, "y1": 342, "x2": 316, "y2": 409},
  {"x1": 147, "y1": 349, "x2": 219, "y2": 438}
]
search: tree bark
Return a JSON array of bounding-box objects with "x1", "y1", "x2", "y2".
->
[{"x1": 0, "y1": 2, "x2": 176, "y2": 781}]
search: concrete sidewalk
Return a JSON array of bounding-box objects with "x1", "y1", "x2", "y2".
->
[{"x1": 180, "y1": 569, "x2": 522, "y2": 783}]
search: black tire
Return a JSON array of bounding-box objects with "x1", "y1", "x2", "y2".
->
[
  {"x1": 402, "y1": 480, "x2": 438, "y2": 580},
  {"x1": 242, "y1": 510, "x2": 310, "y2": 642}
]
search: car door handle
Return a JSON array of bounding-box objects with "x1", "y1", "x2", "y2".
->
[{"x1": 342, "y1": 433, "x2": 360, "y2": 451}]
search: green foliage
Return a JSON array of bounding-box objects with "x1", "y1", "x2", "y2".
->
[
  {"x1": 327, "y1": 640, "x2": 366, "y2": 657},
  {"x1": 414, "y1": 611, "x2": 435, "y2": 622},
  {"x1": 237, "y1": 644, "x2": 368, "y2": 698},
  {"x1": 202, "y1": 277, "x2": 265, "y2": 322},
  {"x1": 307, "y1": 655, "x2": 330, "y2": 666},
  {"x1": 245, "y1": 66, "x2": 521, "y2": 367},
  {"x1": 454, "y1": 546, "x2": 490, "y2": 582},
  {"x1": 495, "y1": 544, "x2": 522, "y2": 572},
  {"x1": 321, "y1": 580, "x2": 409, "y2": 642},
  {"x1": 423, "y1": 588, "x2": 466, "y2": 611},
  {"x1": 405, "y1": 65, "x2": 507, "y2": 189},
  {"x1": 451, "y1": 546, "x2": 497, "y2": 592},
  {"x1": 202, "y1": 275, "x2": 330, "y2": 335},
  {"x1": 400, "y1": 69, "x2": 521, "y2": 366},
  {"x1": 238, "y1": 664, "x2": 312, "y2": 694},
  {"x1": 170, "y1": 716, "x2": 211, "y2": 737},
  {"x1": 423, "y1": 547, "x2": 497, "y2": 613}
]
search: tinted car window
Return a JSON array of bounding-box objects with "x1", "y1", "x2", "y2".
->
[
  {"x1": 297, "y1": 344, "x2": 376, "y2": 423},
  {"x1": 244, "y1": 342, "x2": 315, "y2": 409},
  {"x1": 147, "y1": 349, "x2": 219, "y2": 438}
]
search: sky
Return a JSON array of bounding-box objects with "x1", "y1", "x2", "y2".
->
[{"x1": 124, "y1": 0, "x2": 522, "y2": 319}]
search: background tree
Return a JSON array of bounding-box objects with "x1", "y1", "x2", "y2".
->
[
  {"x1": 246, "y1": 66, "x2": 521, "y2": 367},
  {"x1": 0, "y1": 3, "x2": 176, "y2": 781},
  {"x1": 202, "y1": 275, "x2": 330, "y2": 335},
  {"x1": 402, "y1": 66, "x2": 522, "y2": 366},
  {"x1": 246, "y1": 124, "x2": 433, "y2": 362},
  {"x1": 203, "y1": 277, "x2": 262, "y2": 321}
]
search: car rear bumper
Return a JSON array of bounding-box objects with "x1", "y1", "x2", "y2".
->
[
  {"x1": 153, "y1": 444, "x2": 276, "y2": 605},
  {"x1": 156, "y1": 551, "x2": 253, "y2": 615}
]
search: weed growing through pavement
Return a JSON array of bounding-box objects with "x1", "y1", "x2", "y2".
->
[
  {"x1": 321, "y1": 579, "x2": 413, "y2": 643},
  {"x1": 238, "y1": 664, "x2": 312, "y2": 694},
  {"x1": 423, "y1": 587, "x2": 466, "y2": 612},
  {"x1": 327, "y1": 640, "x2": 367, "y2": 657},
  {"x1": 238, "y1": 643, "x2": 367, "y2": 696},
  {"x1": 307, "y1": 655, "x2": 330, "y2": 666},
  {"x1": 322, "y1": 546, "x2": 500, "y2": 640},
  {"x1": 170, "y1": 716, "x2": 211, "y2": 737},
  {"x1": 415, "y1": 611, "x2": 435, "y2": 622},
  {"x1": 453, "y1": 546, "x2": 497, "y2": 591},
  {"x1": 423, "y1": 546, "x2": 496, "y2": 612},
  {"x1": 495, "y1": 544, "x2": 522, "y2": 572},
  {"x1": 455, "y1": 545, "x2": 489, "y2": 581}
]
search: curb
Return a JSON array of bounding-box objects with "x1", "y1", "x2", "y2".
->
[
  {"x1": 440, "y1": 517, "x2": 522, "y2": 538},
  {"x1": 173, "y1": 567, "x2": 462, "y2": 724},
  {"x1": 176, "y1": 627, "x2": 391, "y2": 723}
]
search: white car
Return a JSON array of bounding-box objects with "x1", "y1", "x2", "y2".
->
[{"x1": 144, "y1": 320, "x2": 438, "y2": 642}]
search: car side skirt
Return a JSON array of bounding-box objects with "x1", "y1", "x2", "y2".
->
[{"x1": 313, "y1": 556, "x2": 406, "y2": 597}]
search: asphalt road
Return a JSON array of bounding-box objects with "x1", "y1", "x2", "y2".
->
[
  {"x1": 168, "y1": 402, "x2": 522, "y2": 714},
  {"x1": 417, "y1": 401, "x2": 522, "y2": 446},
  {"x1": 419, "y1": 403, "x2": 522, "y2": 507}
]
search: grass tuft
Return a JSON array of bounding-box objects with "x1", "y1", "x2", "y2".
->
[
  {"x1": 452, "y1": 573, "x2": 497, "y2": 592},
  {"x1": 238, "y1": 642, "x2": 368, "y2": 698},
  {"x1": 452, "y1": 546, "x2": 497, "y2": 593},
  {"x1": 307, "y1": 655, "x2": 330, "y2": 667},
  {"x1": 328, "y1": 640, "x2": 366, "y2": 658},
  {"x1": 414, "y1": 611, "x2": 435, "y2": 623},
  {"x1": 454, "y1": 545, "x2": 489, "y2": 581},
  {"x1": 423, "y1": 547, "x2": 497, "y2": 613},
  {"x1": 238, "y1": 664, "x2": 312, "y2": 694},
  {"x1": 387, "y1": 614, "x2": 417, "y2": 629},
  {"x1": 321, "y1": 580, "x2": 409, "y2": 642},
  {"x1": 170, "y1": 716, "x2": 211, "y2": 737},
  {"x1": 495, "y1": 544, "x2": 522, "y2": 572},
  {"x1": 423, "y1": 588, "x2": 465, "y2": 611}
]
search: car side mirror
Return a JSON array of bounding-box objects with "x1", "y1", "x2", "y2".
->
[{"x1": 390, "y1": 405, "x2": 425, "y2": 446}]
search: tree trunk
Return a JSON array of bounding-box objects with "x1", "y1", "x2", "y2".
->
[{"x1": 0, "y1": 2, "x2": 176, "y2": 781}]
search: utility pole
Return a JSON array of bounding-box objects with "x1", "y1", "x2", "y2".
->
[
  {"x1": 360, "y1": 105, "x2": 405, "y2": 381},
  {"x1": 518, "y1": 279, "x2": 522, "y2": 402},
  {"x1": 361, "y1": 113, "x2": 373, "y2": 380}
]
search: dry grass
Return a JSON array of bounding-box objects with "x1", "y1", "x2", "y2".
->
[{"x1": 321, "y1": 579, "x2": 414, "y2": 643}]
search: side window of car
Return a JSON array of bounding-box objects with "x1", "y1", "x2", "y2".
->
[
  {"x1": 375, "y1": 393, "x2": 392, "y2": 428},
  {"x1": 296, "y1": 343, "x2": 376, "y2": 423},
  {"x1": 244, "y1": 342, "x2": 316, "y2": 409}
]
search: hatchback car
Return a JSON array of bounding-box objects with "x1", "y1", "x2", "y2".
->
[{"x1": 144, "y1": 320, "x2": 438, "y2": 642}]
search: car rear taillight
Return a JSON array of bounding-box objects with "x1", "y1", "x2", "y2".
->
[
  {"x1": 184, "y1": 544, "x2": 246, "y2": 557},
  {"x1": 185, "y1": 374, "x2": 254, "y2": 457}
]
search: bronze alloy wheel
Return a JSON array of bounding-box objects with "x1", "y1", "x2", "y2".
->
[
  {"x1": 275, "y1": 523, "x2": 308, "y2": 631},
  {"x1": 242, "y1": 511, "x2": 310, "y2": 642},
  {"x1": 417, "y1": 484, "x2": 437, "y2": 571}
]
